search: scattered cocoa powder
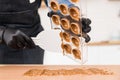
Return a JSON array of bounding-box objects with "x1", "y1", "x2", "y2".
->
[{"x1": 24, "y1": 68, "x2": 113, "y2": 77}]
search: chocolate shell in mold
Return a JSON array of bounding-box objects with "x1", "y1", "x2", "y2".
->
[
  {"x1": 60, "y1": 32, "x2": 71, "y2": 42},
  {"x1": 60, "y1": 18, "x2": 70, "y2": 30},
  {"x1": 70, "y1": 0, "x2": 80, "y2": 3},
  {"x1": 72, "y1": 49, "x2": 81, "y2": 59},
  {"x1": 51, "y1": 14, "x2": 60, "y2": 25},
  {"x1": 50, "y1": 0, "x2": 59, "y2": 12},
  {"x1": 70, "y1": 22, "x2": 82, "y2": 35},
  {"x1": 59, "y1": 32, "x2": 63, "y2": 39},
  {"x1": 58, "y1": 0, "x2": 74, "y2": 15},
  {"x1": 61, "y1": 44, "x2": 72, "y2": 54},
  {"x1": 71, "y1": 36, "x2": 80, "y2": 47},
  {"x1": 69, "y1": 6, "x2": 80, "y2": 21},
  {"x1": 59, "y1": 4, "x2": 69, "y2": 15}
]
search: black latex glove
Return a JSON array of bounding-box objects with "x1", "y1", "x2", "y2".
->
[
  {"x1": 81, "y1": 18, "x2": 92, "y2": 43},
  {"x1": 47, "y1": 11, "x2": 56, "y2": 17},
  {"x1": 83, "y1": 33, "x2": 91, "y2": 43},
  {"x1": 3, "y1": 28, "x2": 35, "y2": 49},
  {"x1": 81, "y1": 18, "x2": 92, "y2": 33}
]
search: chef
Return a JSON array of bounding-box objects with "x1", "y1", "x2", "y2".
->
[
  {"x1": 0, "y1": 0, "x2": 91, "y2": 64},
  {"x1": 0, "y1": 0, "x2": 48, "y2": 64}
]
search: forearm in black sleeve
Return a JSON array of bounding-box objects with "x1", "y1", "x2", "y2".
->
[
  {"x1": 0, "y1": 26, "x2": 6, "y2": 43},
  {"x1": 44, "y1": 0, "x2": 48, "y2": 6}
]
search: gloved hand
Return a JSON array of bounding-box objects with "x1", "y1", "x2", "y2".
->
[
  {"x1": 81, "y1": 18, "x2": 92, "y2": 43},
  {"x1": 81, "y1": 18, "x2": 92, "y2": 33},
  {"x1": 47, "y1": 11, "x2": 55, "y2": 17},
  {"x1": 3, "y1": 28, "x2": 36, "y2": 49},
  {"x1": 82, "y1": 33, "x2": 91, "y2": 43}
]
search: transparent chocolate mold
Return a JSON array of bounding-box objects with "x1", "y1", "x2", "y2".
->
[
  {"x1": 59, "y1": 32, "x2": 63, "y2": 39},
  {"x1": 69, "y1": 6, "x2": 80, "y2": 21},
  {"x1": 61, "y1": 18, "x2": 70, "y2": 30},
  {"x1": 60, "y1": 32, "x2": 71, "y2": 42},
  {"x1": 71, "y1": 36, "x2": 80, "y2": 47},
  {"x1": 59, "y1": 4, "x2": 69, "y2": 15},
  {"x1": 51, "y1": 15, "x2": 60, "y2": 25},
  {"x1": 70, "y1": 22, "x2": 82, "y2": 35},
  {"x1": 61, "y1": 44, "x2": 72, "y2": 54},
  {"x1": 70, "y1": 0, "x2": 80, "y2": 3},
  {"x1": 50, "y1": 0, "x2": 59, "y2": 12},
  {"x1": 72, "y1": 49, "x2": 81, "y2": 59},
  {"x1": 47, "y1": 0, "x2": 88, "y2": 64}
]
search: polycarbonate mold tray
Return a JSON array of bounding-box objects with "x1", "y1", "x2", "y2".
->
[{"x1": 47, "y1": 0, "x2": 88, "y2": 64}]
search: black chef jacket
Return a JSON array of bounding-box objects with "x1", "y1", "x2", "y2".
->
[{"x1": 0, "y1": 0, "x2": 47, "y2": 64}]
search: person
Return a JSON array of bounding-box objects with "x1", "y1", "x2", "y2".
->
[
  {"x1": 0, "y1": 0, "x2": 91, "y2": 64},
  {"x1": 0, "y1": 0, "x2": 48, "y2": 64}
]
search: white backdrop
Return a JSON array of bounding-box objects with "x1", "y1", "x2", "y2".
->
[{"x1": 33, "y1": 0, "x2": 120, "y2": 65}]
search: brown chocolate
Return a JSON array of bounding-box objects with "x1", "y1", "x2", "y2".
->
[
  {"x1": 70, "y1": 0, "x2": 80, "y2": 3},
  {"x1": 70, "y1": 22, "x2": 82, "y2": 35},
  {"x1": 62, "y1": 32, "x2": 71, "y2": 42},
  {"x1": 71, "y1": 36, "x2": 80, "y2": 47},
  {"x1": 52, "y1": 15, "x2": 60, "y2": 25},
  {"x1": 50, "y1": 1, "x2": 59, "y2": 12},
  {"x1": 72, "y1": 49, "x2": 81, "y2": 59},
  {"x1": 69, "y1": 6, "x2": 80, "y2": 21},
  {"x1": 61, "y1": 18, "x2": 70, "y2": 30},
  {"x1": 62, "y1": 44, "x2": 72, "y2": 54},
  {"x1": 59, "y1": 4, "x2": 69, "y2": 15}
]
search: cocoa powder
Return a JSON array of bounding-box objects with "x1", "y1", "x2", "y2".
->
[{"x1": 24, "y1": 68, "x2": 113, "y2": 77}]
